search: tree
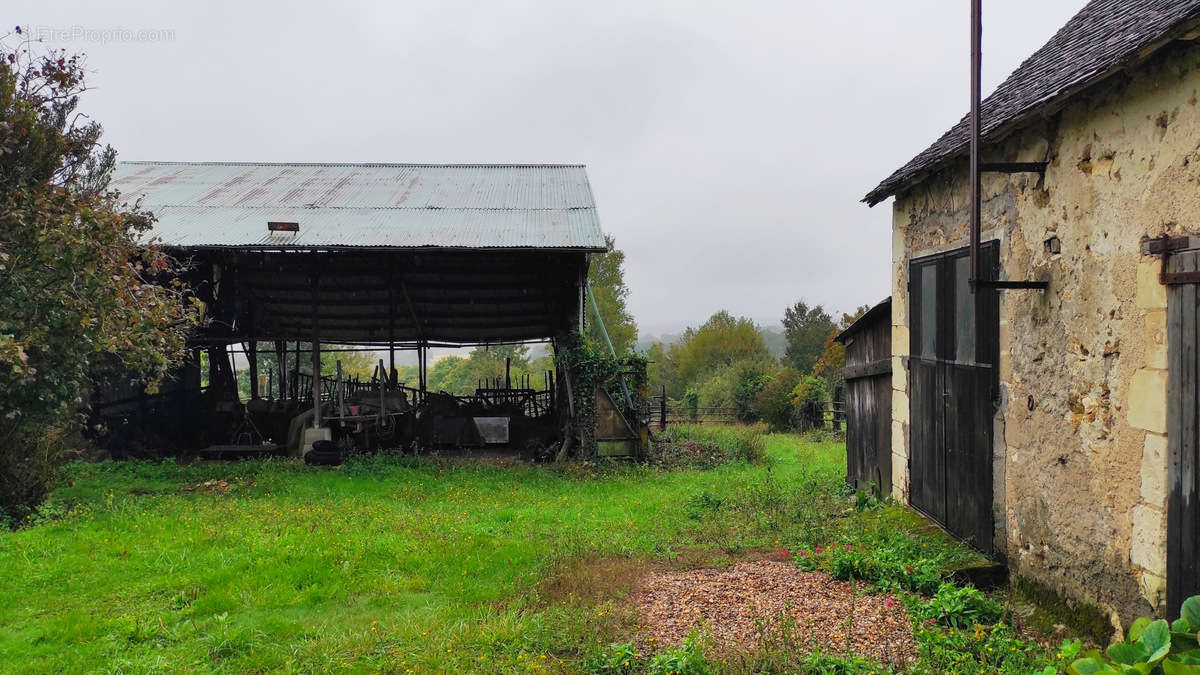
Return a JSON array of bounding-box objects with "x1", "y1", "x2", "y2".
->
[
  {"x1": 585, "y1": 235, "x2": 637, "y2": 356},
  {"x1": 645, "y1": 341, "x2": 678, "y2": 398},
  {"x1": 0, "y1": 35, "x2": 198, "y2": 521},
  {"x1": 674, "y1": 311, "x2": 772, "y2": 388},
  {"x1": 811, "y1": 305, "x2": 871, "y2": 384},
  {"x1": 233, "y1": 344, "x2": 381, "y2": 399},
  {"x1": 424, "y1": 344, "x2": 534, "y2": 395},
  {"x1": 782, "y1": 300, "x2": 835, "y2": 375}
]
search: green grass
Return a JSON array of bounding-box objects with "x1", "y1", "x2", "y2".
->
[{"x1": 0, "y1": 434, "x2": 982, "y2": 673}]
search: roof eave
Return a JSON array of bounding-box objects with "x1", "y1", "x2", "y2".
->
[{"x1": 862, "y1": 18, "x2": 1200, "y2": 208}]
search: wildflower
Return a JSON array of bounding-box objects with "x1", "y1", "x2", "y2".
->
[
  {"x1": 844, "y1": 544, "x2": 852, "y2": 550},
  {"x1": 904, "y1": 565, "x2": 914, "y2": 574}
]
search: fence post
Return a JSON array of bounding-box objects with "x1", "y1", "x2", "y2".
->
[{"x1": 660, "y1": 385, "x2": 667, "y2": 430}]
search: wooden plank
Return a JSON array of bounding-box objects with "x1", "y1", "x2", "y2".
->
[
  {"x1": 878, "y1": 376, "x2": 893, "y2": 495},
  {"x1": 1168, "y1": 250, "x2": 1189, "y2": 613},
  {"x1": 1185, "y1": 255, "x2": 1200, "y2": 606},
  {"x1": 842, "y1": 359, "x2": 893, "y2": 381}
]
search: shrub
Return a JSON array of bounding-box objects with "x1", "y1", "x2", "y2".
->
[
  {"x1": 792, "y1": 376, "x2": 829, "y2": 431},
  {"x1": 731, "y1": 362, "x2": 770, "y2": 423},
  {"x1": 683, "y1": 390, "x2": 700, "y2": 420},
  {"x1": 917, "y1": 583, "x2": 1007, "y2": 628},
  {"x1": 753, "y1": 367, "x2": 802, "y2": 431},
  {"x1": 0, "y1": 425, "x2": 75, "y2": 525},
  {"x1": 0, "y1": 39, "x2": 198, "y2": 521}
]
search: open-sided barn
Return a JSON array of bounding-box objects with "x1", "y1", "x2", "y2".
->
[{"x1": 97, "y1": 161, "x2": 624, "y2": 459}]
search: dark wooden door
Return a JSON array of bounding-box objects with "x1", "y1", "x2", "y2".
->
[
  {"x1": 1166, "y1": 249, "x2": 1200, "y2": 614},
  {"x1": 908, "y1": 243, "x2": 999, "y2": 553}
]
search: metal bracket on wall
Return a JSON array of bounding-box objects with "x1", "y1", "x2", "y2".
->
[{"x1": 1144, "y1": 235, "x2": 1200, "y2": 285}]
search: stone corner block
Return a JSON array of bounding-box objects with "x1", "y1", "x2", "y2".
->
[
  {"x1": 1130, "y1": 504, "x2": 1166, "y2": 576},
  {"x1": 1136, "y1": 260, "x2": 1167, "y2": 310},
  {"x1": 1140, "y1": 433, "x2": 1168, "y2": 509},
  {"x1": 1127, "y1": 369, "x2": 1167, "y2": 434}
]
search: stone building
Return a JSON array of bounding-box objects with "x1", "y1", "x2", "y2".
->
[{"x1": 864, "y1": 0, "x2": 1200, "y2": 623}]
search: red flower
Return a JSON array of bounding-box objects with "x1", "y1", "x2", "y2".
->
[
  {"x1": 886, "y1": 599, "x2": 895, "y2": 608},
  {"x1": 814, "y1": 546, "x2": 822, "y2": 554},
  {"x1": 904, "y1": 565, "x2": 914, "y2": 574},
  {"x1": 798, "y1": 550, "x2": 808, "y2": 557},
  {"x1": 844, "y1": 544, "x2": 853, "y2": 550}
]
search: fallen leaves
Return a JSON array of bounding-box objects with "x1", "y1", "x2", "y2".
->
[{"x1": 631, "y1": 559, "x2": 917, "y2": 666}]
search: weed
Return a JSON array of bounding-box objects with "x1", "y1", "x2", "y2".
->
[{"x1": 916, "y1": 583, "x2": 1007, "y2": 628}]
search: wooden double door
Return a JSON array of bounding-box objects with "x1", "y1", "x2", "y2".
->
[{"x1": 908, "y1": 243, "x2": 999, "y2": 554}]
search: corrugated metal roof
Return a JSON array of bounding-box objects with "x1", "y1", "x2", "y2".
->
[{"x1": 111, "y1": 161, "x2": 607, "y2": 250}]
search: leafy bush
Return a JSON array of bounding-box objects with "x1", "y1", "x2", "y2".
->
[
  {"x1": 683, "y1": 390, "x2": 700, "y2": 420},
  {"x1": 792, "y1": 375, "x2": 829, "y2": 430},
  {"x1": 0, "y1": 40, "x2": 198, "y2": 521},
  {"x1": 731, "y1": 363, "x2": 769, "y2": 423},
  {"x1": 1068, "y1": 595, "x2": 1200, "y2": 674},
  {"x1": 753, "y1": 367, "x2": 802, "y2": 431},
  {"x1": 917, "y1": 583, "x2": 1007, "y2": 628}
]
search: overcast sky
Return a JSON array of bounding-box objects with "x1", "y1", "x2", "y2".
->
[{"x1": 12, "y1": 0, "x2": 1088, "y2": 337}]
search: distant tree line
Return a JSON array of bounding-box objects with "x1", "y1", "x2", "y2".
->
[{"x1": 644, "y1": 301, "x2": 868, "y2": 430}]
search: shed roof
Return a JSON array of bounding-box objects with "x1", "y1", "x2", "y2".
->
[
  {"x1": 834, "y1": 297, "x2": 891, "y2": 345},
  {"x1": 864, "y1": 0, "x2": 1200, "y2": 206},
  {"x1": 111, "y1": 161, "x2": 607, "y2": 250}
]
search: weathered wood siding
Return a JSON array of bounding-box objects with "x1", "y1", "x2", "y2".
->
[
  {"x1": 840, "y1": 299, "x2": 893, "y2": 496},
  {"x1": 1166, "y1": 250, "x2": 1200, "y2": 616}
]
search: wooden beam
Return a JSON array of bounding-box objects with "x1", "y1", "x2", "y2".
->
[
  {"x1": 841, "y1": 359, "x2": 892, "y2": 381},
  {"x1": 312, "y1": 274, "x2": 322, "y2": 428}
]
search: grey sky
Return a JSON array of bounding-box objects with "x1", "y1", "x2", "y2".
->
[{"x1": 13, "y1": 0, "x2": 1087, "y2": 337}]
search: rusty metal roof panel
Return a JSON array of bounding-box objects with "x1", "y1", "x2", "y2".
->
[{"x1": 111, "y1": 161, "x2": 607, "y2": 250}]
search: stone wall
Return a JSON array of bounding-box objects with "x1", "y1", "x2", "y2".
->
[{"x1": 889, "y1": 40, "x2": 1200, "y2": 624}]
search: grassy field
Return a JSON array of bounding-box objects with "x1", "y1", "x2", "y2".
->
[{"x1": 0, "y1": 432, "x2": 1002, "y2": 673}]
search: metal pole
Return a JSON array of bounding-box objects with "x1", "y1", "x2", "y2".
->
[
  {"x1": 587, "y1": 282, "x2": 634, "y2": 412},
  {"x1": 969, "y1": 0, "x2": 982, "y2": 291}
]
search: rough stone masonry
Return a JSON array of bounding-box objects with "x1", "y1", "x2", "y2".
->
[{"x1": 889, "y1": 41, "x2": 1200, "y2": 626}]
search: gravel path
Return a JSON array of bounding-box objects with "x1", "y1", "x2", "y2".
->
[{"x1": 631, "y1": 559, "x2": 917, "y2": 666}]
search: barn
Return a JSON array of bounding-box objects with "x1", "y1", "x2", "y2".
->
[
  {"x1": 96, "y1": 161, "x2": 623, "y2": 459},
  {"x1": 865, "y1": 0, "x2": 1200, "y2": 622}
]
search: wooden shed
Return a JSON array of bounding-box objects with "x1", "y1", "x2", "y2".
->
[{"x1": 835, "y1": 298, "x2": 892, "y2": 496}]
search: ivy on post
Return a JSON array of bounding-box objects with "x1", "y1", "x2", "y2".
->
[{"x1": 554, "y1": 332, "x2": 648, "y2": 458}]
